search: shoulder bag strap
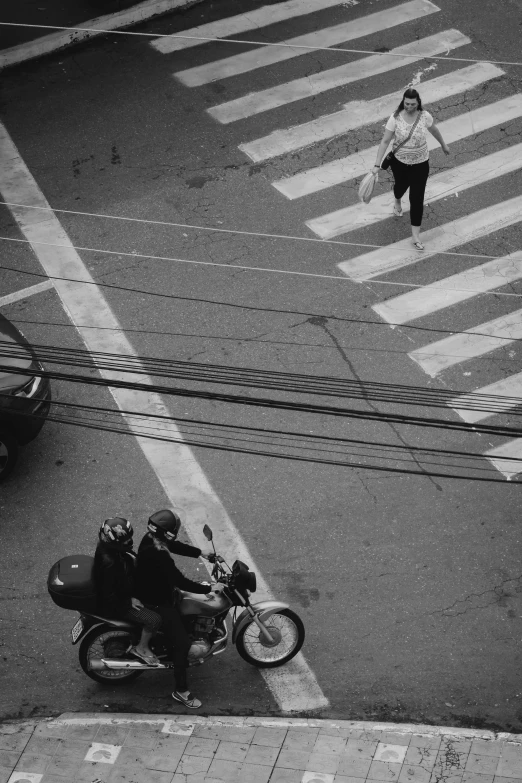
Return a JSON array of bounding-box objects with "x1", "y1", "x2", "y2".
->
[{"x1": 393, "y1": 111, "x2": 422, "y2": 153}]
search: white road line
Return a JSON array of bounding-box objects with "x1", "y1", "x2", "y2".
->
[
  {"x1": 276, "y1": 93, "x2": 522, "y2": 200},
  {"x1": 239, "y1": 62, "x2": 503, "y2": 162},
  {"x1": 450, "y1": 373, "x2": 522, "y2": 424},
  {"x1": 337, "y1": 194, "x2": 522, "y2": 282},
  {"x1": 408, "y1": 308, "x2": 522, "y2": 377},
  {"x1": 151, "y1": 0, "x2": 352, "y2": 54},
  {"x1": 0, "y1": 280, "x2": 54, "y2": 306},
  {"x1": 177, "y1": 0, "x2": 439, "y2": 86},
  {"x1": 0, "y1": 0, "x2": 198, "y2": 70},
  {"x1": 0, "y1": 122, "x2": 328, "y2": 714},
  {"x1": 208, "y1": 29, "x2": 466, "y2": 124},
  {"x1": 308, "y1": 142, "x2": 522, "y2": 239},
  {"x1": 373, "y1": 250, "x2": 522, "y2": 326},
  {"x1": 484, "y1": 439, "x2": 522, "y2": 480}
]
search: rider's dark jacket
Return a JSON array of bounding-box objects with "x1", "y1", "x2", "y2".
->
[
  {"x1": 135, "y1": 533, "x2": 211, "y2": 607},
  {"x1": 93, "y1": 542, "x2": 135, "y2": 616}
]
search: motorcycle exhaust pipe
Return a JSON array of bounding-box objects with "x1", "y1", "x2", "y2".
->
[{"x1": 89, "y1": 658, "x2": 167, "y2": 671}]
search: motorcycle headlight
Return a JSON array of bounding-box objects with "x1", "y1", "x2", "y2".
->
[{"x1": 231, "y1": 560, "x2": 257, "y2": 594}]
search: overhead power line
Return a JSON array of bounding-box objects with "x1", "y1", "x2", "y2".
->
[
  {"x1": 0, "y1": 201, "x2": 513, "y2": 265},
  {"x1": 6, "y1": 395, "x2": 517, "y2": 483},
  {"x1": 2, "y1": 344, "x2": 522, "y2": 438},
  {"x1": 5, "y1": 278, "x2": 522, "y2": 353},
  {"x1": 3, "y1": 234, "x2": 521, "y2": 304},
  {"x1": 1, "y1": 22, "x2": 521, "y2": 68},
  {"x1": 2, "y1": 338, "x2": 522, "y2": 418}
]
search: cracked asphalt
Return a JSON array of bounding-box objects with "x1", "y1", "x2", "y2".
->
[{"x1": 1, "y1": 0, "x2": 522, "y2": 730}]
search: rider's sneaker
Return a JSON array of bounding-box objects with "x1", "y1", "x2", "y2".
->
[{"x1": 172, "y1": 691, "x2": 202, "y2": 709}]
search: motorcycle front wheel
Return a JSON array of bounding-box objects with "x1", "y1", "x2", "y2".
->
[
  {"x1": 236, "y1": 609, "x2": 305, "y2": 668},
  {"x1": 79, "y1": 626, "x2": 142, "y2": 684}
]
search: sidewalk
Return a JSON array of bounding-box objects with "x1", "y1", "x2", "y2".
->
[
  {"x1": 0, "y1": 0, "x2": 203, "y2": 69},
  {"x1": 0, "y1": 713, "x2": 520, "y2": 783}
]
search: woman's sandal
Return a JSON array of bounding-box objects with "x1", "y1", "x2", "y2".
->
[
  {"x1": 172, "y1": 691, "x2": 202, "y2": 709},
  {"x1": 393, "y1": 204, "x2": 403, "y2": 217},
  {"x1": 412, "y1": 240, "x2": 425, "y2": 251},
  {"x1": 128, "y1": 646, "x2": 160, "y2": 666}
]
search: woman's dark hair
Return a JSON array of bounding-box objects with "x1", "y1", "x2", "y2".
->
[{"x1": 394, "y1": 88, "x2": 423, "y2": 117}]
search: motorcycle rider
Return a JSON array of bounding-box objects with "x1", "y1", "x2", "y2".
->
[
  {"x1": 93, "y1": 517, "x2": 161, "y2": 665},
  {"x1": 135, "y1": 509, "x2": 214, "y2": 709}
]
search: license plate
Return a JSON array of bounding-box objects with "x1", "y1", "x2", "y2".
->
[{"x1": 71, "y1": 617, "x2": 84, "y2": 644}]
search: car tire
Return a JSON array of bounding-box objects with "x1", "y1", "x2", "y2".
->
[{"x1": 0, "y1": 430, "x2": 18, "y2": 481}]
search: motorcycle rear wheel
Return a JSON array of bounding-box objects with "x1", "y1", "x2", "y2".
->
[
  {"x1": 236, "y1": 609, "x2": 304, "y2": 668},
  {"x1": 79, "y1": 626, "x2": 143, "y2": 684}
]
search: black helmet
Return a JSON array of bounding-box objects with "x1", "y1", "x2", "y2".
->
[
  {"x1": 147, "y1": 509, "x2": 181, "y2": 543},
  {"x1": 99, "y1": 517, "x2": 134, "y2": 550}
]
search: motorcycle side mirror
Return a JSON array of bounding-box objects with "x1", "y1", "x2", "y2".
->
[{"x1": 203, "y1": 525, "x2": 213, "y2": 541}]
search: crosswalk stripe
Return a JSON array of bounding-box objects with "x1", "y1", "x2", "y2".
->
[
  {"x1": 484, "y1": 440, "x2": 522, "y2": 480},
  {"x1": 208, "y1": 29, "x2": 467, "y2": 123},
  {"x1": 177, "y1": 0, "x2": 439, "y2": 87},
  {"x1": 273, "y1": 94, "x2": 522, "y2": 199},
  {"x1": 239, "y1": 62, "x2": 503, "y2": 162},
  {"x1": 408, "y1": 307, "x2": 522, "y2": 377},
  {"x1": 0, "y1": 280, "x2": 54, "y2": 306},
  {"x1": 450, "y1": 373, "x2": 522, "y2": 424},
  {"x1": 337, "y1": 193, "x2": 522, "y2": 282},
  {"x1": 308, "y1": 142, "x2": 522, "y2": 239},
  {"x1": 150, "y1": 0, "x2": 350, "y2": 54},
  {"x1": 373, "y1": 250, "x2": 522, "y2": 326}
]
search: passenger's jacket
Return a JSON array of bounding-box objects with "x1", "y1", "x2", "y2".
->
[
  {"x1": 93, "y1": 542, "x2": 135, "y2": 616},
  {"x1": 135, "y1": 533, "x2": 211, "y2": 607}
]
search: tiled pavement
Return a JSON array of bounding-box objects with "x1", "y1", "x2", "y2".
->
[{"x1": 0, "y1": 715, "x2": 520, "y2": 783}]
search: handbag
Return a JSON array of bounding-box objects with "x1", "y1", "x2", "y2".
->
[
  {"x1": 381, "y1": 111, "x2": 422, "y2": 169},
  {"x1": 358, "y1": 171, "x2": 379, "y2": 204}
]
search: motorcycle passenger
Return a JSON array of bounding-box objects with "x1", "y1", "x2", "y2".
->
[
  {"x1": 93, "y1": 517, "x2": 161, "y2": 666},
  {"x1": 135, "y1": 509, "x2": 213, "y2": 709}
]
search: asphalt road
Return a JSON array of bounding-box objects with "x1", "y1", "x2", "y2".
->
[{"x1": 1, "y1": 0, "x2": 522, "y2": 730}]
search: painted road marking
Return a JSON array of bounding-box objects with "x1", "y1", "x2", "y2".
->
[
  {"x1": 484, "y1": 439, "x2": 522, "y2": 480},
  {"x1": 408, "y1": 308, "x2": 522, "y2": 377},
  {"x1": 450, "y1": 373, "x2": 522, "y2": 423},
  {"x1": 239, "y1": 62, "x2": 503, "y2": 161},
  {"x1": 0, "y1": 280, "x2": 54, "y2": 306},
  {"x1": 150, "y1": 0, "x2": 353, "y2": 54},
  {"x1": 273, "y1": 94, "x2": 522, "y2": 199},
  {"x1": 177, "y1": 0, "x2": 439, "y2": 86},
  {"x1": 208, "y1": 30, "x2": 467, "y2": 123},
  {"x1": 0, "y1": 122, "x2": 328, "y2": 714},
  {"x1": 373, "y1": 251, "x2": 522, "y2": 326},
  {"x1": 337, "y1": 194, "x2": 522, "y2": 282},
  {"x1": 308, "y1": 142, "x2": 522, "y2": 239},
  {"x1": 0, "y1": 0, "x2": 196, "y2": 70}
]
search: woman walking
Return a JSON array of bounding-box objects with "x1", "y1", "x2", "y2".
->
[{"x1": 373, "y1": 87, "x2": 450, "y2": 250}]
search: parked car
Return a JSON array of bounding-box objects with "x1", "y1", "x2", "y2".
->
[{"x1": 0, "y1": 314, "x2": 52, "y2": 480}]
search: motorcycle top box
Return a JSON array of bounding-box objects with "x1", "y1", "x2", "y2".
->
[{"x1": 48, "y1": 555, "x2": 97, "y2": 612}]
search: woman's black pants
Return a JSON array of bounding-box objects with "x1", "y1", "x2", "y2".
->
[
  {"x1": 155, "y1": 604, "x2": 190, "y2": 691},
  {"x1": 390, "y1": 157, "x2": 429, "y2": 227}
]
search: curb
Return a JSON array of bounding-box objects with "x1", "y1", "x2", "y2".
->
[
  {"x1": 6, "y1": 714, "x2": 521, "y2": 743},
  {"x1": 0, "y1": 0, "x2": 203, "y2": 70}
]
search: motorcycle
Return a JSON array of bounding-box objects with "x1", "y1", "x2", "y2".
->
[{"x1": 48, "y1": 525, "x2": 305, "y2": 684}]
